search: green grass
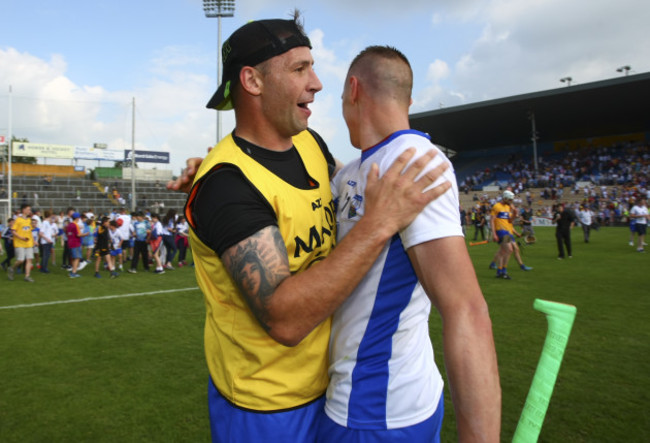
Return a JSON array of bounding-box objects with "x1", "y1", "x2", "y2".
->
[
  {"x1": 432, "y1": 226, "x2": 650, "y2": 442},
  {"x1": 0, "y1": 262, "x2": 210, "y2": 442},
  {"x1": 1, "y1": 227, "x2": 648, "y2": 442}
]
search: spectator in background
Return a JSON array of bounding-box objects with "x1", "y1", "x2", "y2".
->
[
  {"x1": 66, "y1": 212, "x2": 87, "y2": 278},
  {"x1": 7, "y1": 204, "x2": 35, "y2": 282},
  {"x1": 628, "y1": 197, "x2": 638, "y2": 246},
  {"x1": 81, "y1": 215, "x2": 96, "y2": 265},
  {"x1": 472, "y1": 204, "x2": 486, "y2": 241},
  {"x1": 116, "y1": 208, "x2": 132, "y2": 271},
  {"x1": 1, "y1": 218, "x2": 15, "y2": 271},
  {"x1": 60, "y1": 207, "x2": 75, "y2": 271},
  {"x1": 174, "y1": 215, "x2": 189, "y2": 267},
  {"x1": 520, "y1": 205, "x2": 536, "y2": 244},
  {"x1": 553, "y1": 202, "x2": 575, "y2": 259},
  {"x1": 577, "y1": 205, "x2": 594, "y2": 243},
  {"x1": 148, "y1": 213, "x2": 165, "y2": 274},
  {"x1": 629, "y1": 197, "x2": 648, "y2": 253},
  {"x1": 30, "y1": 218, "x2": 40, "y2": 269},
  {"x1": 0, "y1": 218, "x2": 5, "y2": 255},
  {"x1": 126, "y1": 212, "x2": 135, "y2": 261},
  {"x1": 128, "y1": 212, "x2": 150, "y2": 274},
  {"x1": 161, "y1": 209, "x2": 178, "y2": 270},
  {"x1": 107, "y1": 220, "x2": 123, "y2": 277},
  {"x1": 94, "y1": 216, "x2": 118, "y2": 278},
  {"x1": 39, "y1": 211, "x2": 57, "y2": 273}
]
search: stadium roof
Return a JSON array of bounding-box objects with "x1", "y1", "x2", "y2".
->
[{"x1": 409, "y1": 72, "x2": 650, "y2": 154}]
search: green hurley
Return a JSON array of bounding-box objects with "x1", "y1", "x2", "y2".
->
[{"x1": 513, "y1": 299, "x2": 577, "y2": 443}]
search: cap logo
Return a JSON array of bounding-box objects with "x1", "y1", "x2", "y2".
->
[
  {"x1": 222, "y1": 40, "x2": 232, "y2": 64},
  {"x1": 224, "y1": 81, "x2": 231, "y2": 100}
]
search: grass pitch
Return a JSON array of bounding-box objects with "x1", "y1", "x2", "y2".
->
[
  {"x1": 1, "y1": 226, "x2": 648, "y2": 442},
  {"x1": 433, "y1": 226, "x2": 650, "y2": 442}
]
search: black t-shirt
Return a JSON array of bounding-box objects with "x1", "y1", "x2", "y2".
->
[
  {"x1": 96, "y1": 226, "x2": 110, "y2": 250},
  {"x1": 555, "y1": 209, "x2": 574, "y2": 231},
  {"x1": 191, "y1": 129, "x2": 335, "y2": 256}
]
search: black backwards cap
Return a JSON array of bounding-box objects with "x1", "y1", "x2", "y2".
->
[{"x1": 206, "y1": 19, "x2": 312, "y2": 111}]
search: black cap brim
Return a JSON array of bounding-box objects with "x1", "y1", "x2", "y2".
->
[{"x1": 206, "y1": 79, "x2": 234, "y2": 110}]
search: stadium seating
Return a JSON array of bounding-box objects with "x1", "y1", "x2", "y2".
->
[{"x1": 3, "y1": 175, "x2": 187, "y2": 214}]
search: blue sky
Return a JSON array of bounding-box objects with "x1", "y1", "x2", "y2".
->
[{"x1": 1, "y1": 0, "x2": 649, "y2": 174}]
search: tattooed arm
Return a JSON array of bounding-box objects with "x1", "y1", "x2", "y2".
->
[
  {"x1": 222, "y1": 227, "x2": 291, "y2": 333},
  {"x1": 221, "y1": 149, "x2": 451, "y2": 346}
]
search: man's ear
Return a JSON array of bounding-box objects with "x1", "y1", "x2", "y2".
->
[
  {"x1": 239, "y1": 66, "x2": 263, "y2": 97},
  {"x1": 347, "y1": 76, "x2": 359, "y2": 104}
]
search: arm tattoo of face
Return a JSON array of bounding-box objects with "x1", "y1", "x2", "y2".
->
[{"x1": 223, "y1": 226, "x2": 290, "y2": 332}]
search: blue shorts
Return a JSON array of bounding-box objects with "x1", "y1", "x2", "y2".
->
[
  {"x1": 630, "y1": 222, "x2": 636, "y2": 232},
  {"x1": 316, "y1": 394, "x2": 444, "y2": 443},
  {"x1": 70, "y1": 247, "x2": 82, "y2": 259},
  {"x1": 208, "y1": 377, "x2": 325, "y2": 443},
  {"x1": 110, "y1": 248, "x2": 123, "y2": 257},
  {"x1": 496, "y1": 230, "x2": 515, "y2": 244}
]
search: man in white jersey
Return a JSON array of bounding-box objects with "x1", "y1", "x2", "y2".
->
[
  {"x1": 577, "y1": 205, "x2": 594, "y2": 243},
  {"x1": 320, "y1": 46, "x2": 501, "y2": 442},
  {"x1": 116, "y1": 208, "x2": 131, "y2": 270},
  {"x1": 630, "y1": 197, "x2": 648, "y2": 252}
]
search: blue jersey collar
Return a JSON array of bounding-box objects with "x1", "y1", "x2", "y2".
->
[{"x1": 360, "y1": 129, "x2": 430, "y2": 163}]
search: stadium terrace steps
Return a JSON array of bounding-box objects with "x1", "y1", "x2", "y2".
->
[{"x1": 5, "y1": 176, "x2": 187, "y2": 214}]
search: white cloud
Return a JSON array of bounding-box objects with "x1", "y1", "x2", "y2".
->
[
  {"x1": 421, "y1": 0, "x2": 650, "y2": 105},
  {"x1": 309, "y1": 28, "x2": 349, "y2": 83},
  {"x1": 412, "y1": 59, "x2": 453, "y2": 111},
  {"x1": 426, "y1": 59, "x2": 450, "y2": 83},
  {"x1": 0, "y1": 46, "x2": 217, "y2": 175},
  {"x1": 307, "y1": 28, "x2": 360, "y2": 165}
]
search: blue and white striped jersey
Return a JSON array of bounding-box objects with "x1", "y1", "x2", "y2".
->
[{"x1": 326, "y1": 129, "x2": 462, "y2": 430}]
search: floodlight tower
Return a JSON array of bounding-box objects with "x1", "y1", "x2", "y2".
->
[
  {"x1": 560, "y1": 76, "x2": 572, "y2": 86},
  {"x1": 203, "y1": 0, "x2": 236, "y2": 144}
]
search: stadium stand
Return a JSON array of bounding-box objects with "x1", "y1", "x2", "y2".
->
[{"x1": 3, "y1": 175, "x2": 187, "y2": 215}]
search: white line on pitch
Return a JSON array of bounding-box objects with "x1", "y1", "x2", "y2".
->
[{"x1": 0, "y1": 287, "x2": 200, "y2": 310}]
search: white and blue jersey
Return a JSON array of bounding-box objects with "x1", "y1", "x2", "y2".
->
[
  {"x1": 326, "y1": 129, "x2": 462, "y2": 431},
  {"x1": 109, "y1": 229, "x2": 122, "y2": 256}
]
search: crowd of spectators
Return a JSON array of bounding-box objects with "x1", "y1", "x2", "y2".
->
[
  {"x1": 467, "y1": 182, "x2": 648, "y2": 230},
  {"x1": 459, "y1": 142, "x2": 649, "y2": 193},
  {"x1": 2, "y1": 205, "x2": 190, "y2": 282},
  {"x1": 461, "y1": 142, "x2": 649, "y2": 227}
]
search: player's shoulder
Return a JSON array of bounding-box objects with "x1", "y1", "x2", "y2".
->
[
  {"x1": 391, "y1": 130, "x2": 444, "y2": 155},
  {"x1": 376, "y1": 130, "x2": 451, "y2": 172}
]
